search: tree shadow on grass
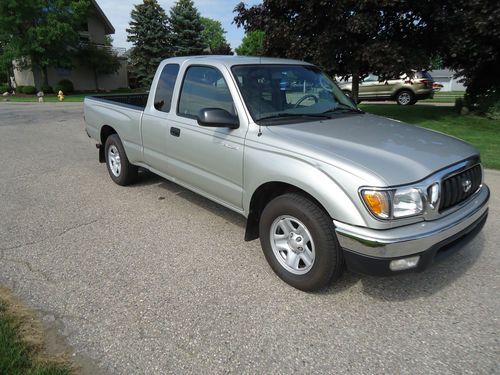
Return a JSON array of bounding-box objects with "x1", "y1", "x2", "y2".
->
[{"x1": 361, "y1": 104, "x2": 455, "y2": 124}]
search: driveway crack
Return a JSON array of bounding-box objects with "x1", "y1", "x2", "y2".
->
[{"x1": 0, "y1": 219, "x2": 100, "y2": 252}]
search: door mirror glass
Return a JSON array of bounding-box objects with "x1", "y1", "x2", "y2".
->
[{"x1": 197, "y1": 108, "x2": 239, "y2": 129}]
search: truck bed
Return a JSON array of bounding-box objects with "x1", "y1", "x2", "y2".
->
[{"x1": 86, "y1": 93, "x2": 149, "y2": 110}]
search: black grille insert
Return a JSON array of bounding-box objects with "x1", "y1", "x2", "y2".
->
[{"x1": 439, "y1": 165, "x2": 482, "y2": 212}]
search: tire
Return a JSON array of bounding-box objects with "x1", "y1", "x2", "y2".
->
[
  {"x1": 104, "y1": 134, "x2": 138, "y2": 186},
  {"x1": 396, "y1": 90, "x2": 415, "y2": 106},
  {"x1": 259, "y1": 193, "x2": 344, "y2": 291}
]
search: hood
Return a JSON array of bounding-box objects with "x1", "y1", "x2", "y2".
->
[{"x1": 266, "y1": 113, "x2": 478, "y2": 186}]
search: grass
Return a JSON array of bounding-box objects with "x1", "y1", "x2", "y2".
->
[
  {"x1": 1, "y1": 88, "x2": 143, "y2": 103},
  {"x1": 0, "y1": 288, "x2": 73, "y2": 375},
  {"x1": 360, "y1": 104, "x2": 500, "y2": 170},
  {"x1": 422, "y1": 90, "x2": 464, "y2": 103}
]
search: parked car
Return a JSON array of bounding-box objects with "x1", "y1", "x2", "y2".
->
[
  {"x1": 84, "y1": 56, "x2": 488, "y2": 291},
  {"x1": 338, "y1": 71, "x2": 435, "y2": 105}
]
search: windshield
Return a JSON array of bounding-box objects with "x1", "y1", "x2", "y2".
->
[{"x1": 231, "y1": 64, "x2": 357, "y2": 123}]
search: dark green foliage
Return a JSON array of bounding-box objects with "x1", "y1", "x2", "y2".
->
[
  {"x1": 21, "y1": 86, "x2": 36, "y2": 95},
  {"x1": 235, "y1": 31, "x2": 264, "y2": 56},
  {"x1": 234, "y1": 1, "x2": 436, "y2": 101},
  {"x1": 76, "y1": 44, "x2": 121, "y2": 91},
  {"x1": 169, "y1": 0, "x2": 205, "y2": 56},
  {"x1": 15, "y1": 85, "x2": 24, "y2": 93},
  {"x1": 0, "y1": 0, "x2": 90, "y2": 86},
  {"x1": 434, "y1": 0, "x2": 500, "y2": 100},
  {"x1": 41, "y1": 84, "x2": 53, "y2": 94},
  {"x1": 57, "y1": 80, "x2": 74, "y2": 94},
  {"x1": 200, "y1": 17, "x2": 232, "y2": 55},
  {"x1": 0, "y1": 84, "x2": 8, "y2": 93},
  {"x1": 127, "y1": 0, "x2": 172, "y2": 88}
]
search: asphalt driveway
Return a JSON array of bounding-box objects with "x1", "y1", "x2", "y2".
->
[{"x1": 1, "y1": 102, "x2": 498, "y2": 374}]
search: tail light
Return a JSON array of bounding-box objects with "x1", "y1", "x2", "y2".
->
[{"x1": 420, "y1": 79, "x2": 432, "y2": 86}]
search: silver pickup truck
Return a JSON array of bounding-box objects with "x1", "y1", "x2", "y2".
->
[{"x1": 84, "y1": 56, "x2": 489, "y2": 291}]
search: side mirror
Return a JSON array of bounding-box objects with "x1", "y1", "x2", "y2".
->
[{"x1": 197, "y1": 108, "x2": 239, "y2": 129}]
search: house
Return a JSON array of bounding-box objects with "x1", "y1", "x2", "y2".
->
[
  {"x1": 13, "y1": 0, "x2": 128, "y2": 91},
  {"x1": 428, "y1": 69, "x2": 466, "y2": 92}
]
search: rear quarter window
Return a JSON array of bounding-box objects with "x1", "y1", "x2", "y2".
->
[{"x1": 154, "y1": 63, "x2": 180, "y2": 112}]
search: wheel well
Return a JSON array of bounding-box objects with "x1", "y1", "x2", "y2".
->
[
  {"x1": 244, "y1": 182, "x2": 328, "y2": 241},
  {"x1": 99, "y1": 125, "x2": 116, "y2": 163},
  {"x1": 100, "y1": 125, "x2": 116, "y2": 145},
  {"x1": 393, "y1": 87, "x2": 415, "y2": 99}
]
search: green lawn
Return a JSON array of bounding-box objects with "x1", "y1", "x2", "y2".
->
[
  {"x1": 422, "y1": 91, "x2": 464, "y2": 103},
  {"x1": 0, "y1": 294, "x2": 72, "y2": 375},
  {"x1": 360, "y1": 104, "x2": 500, "y2": 170},
  {"x1": 2, "y1": 94, "x2": 87, "y2": 103}
]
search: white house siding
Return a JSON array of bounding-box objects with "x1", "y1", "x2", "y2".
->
[{"x1": 429, "y1": 69, "x2": 466, "y2": 92}]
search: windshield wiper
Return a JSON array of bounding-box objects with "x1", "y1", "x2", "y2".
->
[
  {"x1": 322, "y1": 104, "x2": 365, "y2": 114},
  {"x1": 257, "y1": 113, "x2": 332, "y2": 122}
]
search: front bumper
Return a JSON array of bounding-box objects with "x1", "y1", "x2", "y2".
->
[{"x1": 334, "y1": 184, "x2": 489, "y2": 275}]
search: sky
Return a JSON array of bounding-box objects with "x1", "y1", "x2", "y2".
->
[{"x1": 96, "y1": 0, "x2": 261, "y2": 51}]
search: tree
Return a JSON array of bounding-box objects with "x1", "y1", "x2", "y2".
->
[
  {"x1": 76, "y1": 43, "x2": 121, "y2": 91},
  {"x1": 234, "y1": 1, "x2": 436, "y2": 102},
  {"x1": 169, "y1": 0, "x2": 205, "y2": 56},
  {"x1": 235, "y1": 31, "x2": 264, "y2": 56},
  {"x1": 0, "y1": 0, "x2": 89, "y2": 87},
  {"x1": 434, "y1": 0, "x2": 500, "y2": 100},
  {"x1": 126, "y1": 0, "x2": 171, "y2": 87},
  {"x1": 200, "y1": 17, "x2": 232, "y2": 55}
]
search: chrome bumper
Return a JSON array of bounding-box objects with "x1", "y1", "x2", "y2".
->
[{"x1": 334, "y1": 184, "x2": 489, "y2": 259}]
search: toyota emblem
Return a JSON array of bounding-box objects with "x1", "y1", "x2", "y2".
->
[{"x1": 462, "y1": 179, "x2": 472, "y2": 193}]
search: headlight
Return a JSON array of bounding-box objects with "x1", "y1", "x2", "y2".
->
[
  {"x1": 361, "y1": 187, "x2": 424, "y2": 219},
  {"x1": 393, "y1": 187, "x2": 423, "y2": 218}
]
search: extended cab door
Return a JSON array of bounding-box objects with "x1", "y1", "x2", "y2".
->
[
  {"x1": 141, "y1": 63, "x2": 180, "y2": 174},
  {"x1": 151, "y1": 62, "x2": 247, "y2": 210}
]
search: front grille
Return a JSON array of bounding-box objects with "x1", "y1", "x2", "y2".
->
[{"x1": 439, "y1": 164, "x2": 482, "y2": 212}]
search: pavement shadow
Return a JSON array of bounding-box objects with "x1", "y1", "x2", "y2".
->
[
  {"x1": 128, "y1": 169, "x2": 486, "y2": 301},
  {"x1": 132, "y1": 169, "x2": 247, "y2": 229},
  {"x1": 336, "y1": 233, "x2": 485, "y2": 301}
]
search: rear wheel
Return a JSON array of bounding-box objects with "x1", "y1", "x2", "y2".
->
[
  {"x1": 259, "y1": 193, "x2": 344, "y2": 291},
  {"x1": 396, "y1": 90, "x2": 415, "y2": 105},
  {"x1": 104, "y1": 134, "x2": 138, "y2": 186}
]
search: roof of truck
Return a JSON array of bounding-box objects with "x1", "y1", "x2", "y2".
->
[{"x1": 161, "y1": 55, "x2": 314, "y2": 67}]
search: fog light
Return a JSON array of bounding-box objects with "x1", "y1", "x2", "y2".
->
[{"x1": 389, "y1": 256, "x2": 420, "y2": 271}]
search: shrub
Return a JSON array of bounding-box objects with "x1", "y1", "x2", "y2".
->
[
  {"x1": 41, "y1": 84, "x2": 53, "y2": 94},
  {"x1": 454, "y1": 97, "x2": 464, "y2": 113},
  {"x1": 15, "y1": 85, "x2": 24, "y2": 93},
  {"x1": 0, "y1": 84, "x2": 8, "y2": 94},
  {"x1": 57, "y1": 79, "x2": 74, "y2": 93},
  {"x1": 21, "y1": 85, "x2": 37, "y2": 95}
]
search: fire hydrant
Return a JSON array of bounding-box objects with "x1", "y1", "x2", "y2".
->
[
  {"x1": 37, "y1": 90, "x2": 44, "y2": 103},
  {"x1": 57, "y1": 90, "x2": 65, "y2": 101}
]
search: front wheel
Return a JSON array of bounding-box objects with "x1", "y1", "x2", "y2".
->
[
  {"x1": 259, "y1": 193, "x2": 344, "y2": 291},
  {"x1": 104, "y1": 134, "x2": 138, "y2": 186}
]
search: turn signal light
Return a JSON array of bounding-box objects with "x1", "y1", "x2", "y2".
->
[{"x1": 361, "y1": 190, "x2": 390, "y2": 219}]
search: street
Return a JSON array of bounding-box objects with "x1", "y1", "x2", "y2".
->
[{"x1": 0, "y1": 102, "x2": 498, "y2": 374}]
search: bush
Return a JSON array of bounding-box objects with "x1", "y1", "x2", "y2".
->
[
  {"x1": 21, "y1": 85, "x2": 37, "y2": 95},
  {"x1": 41, "y1": 84, "x2": 53, "y2": 94},
  {"x1": 0, "y1": 84, "x2": 8, "y2": 94},
  {"x1": 57, "y1": 79, "x2": 74, "y2": 94},
  {"x1": 454, "y1": 97, "x2": 464, "y2": 113},
  {"x1": 15, "y1": 85, "x2": 24, "y2": 93}
]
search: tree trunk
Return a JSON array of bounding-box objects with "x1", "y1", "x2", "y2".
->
[
  {"x1": 41, "y1": 66, "x2": 49, "y2": 87},
  {"x1": 351, "y1": 72, "x2": 360, "y2": 104},
  {"x1": 93, "y1": 68, "x2": 99, "y2": 92}
]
